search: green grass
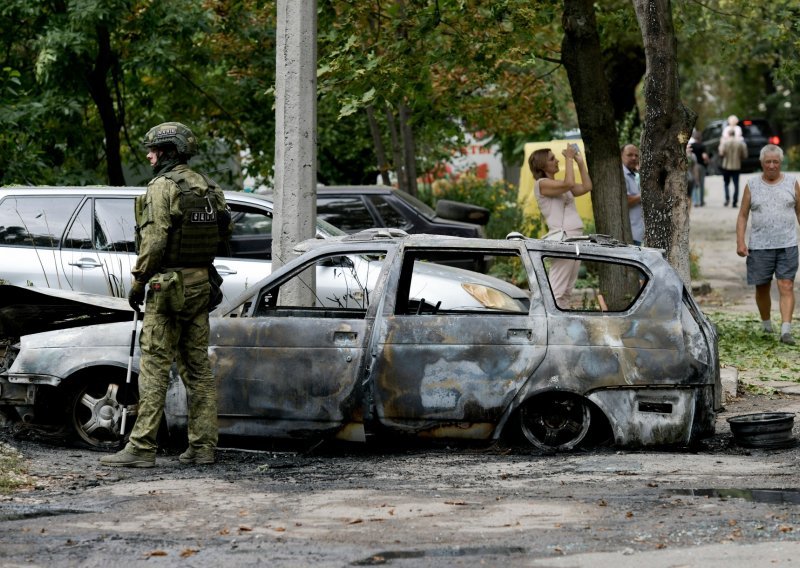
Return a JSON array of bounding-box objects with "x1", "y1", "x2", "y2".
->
[
  {"x1": 707, "y1": 311, "x2": 800, "y2": 388},
  {"x1": 0, "y1": 442, "x2": 30, "y2": 494}
]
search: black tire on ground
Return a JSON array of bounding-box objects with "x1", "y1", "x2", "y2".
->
[{"x1": 435, "y1": 199, "x2": 490, "y2": 225}]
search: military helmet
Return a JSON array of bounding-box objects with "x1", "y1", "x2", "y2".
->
[{"x1": 142, "y1": 122, "x2": 198, "y2": 156}]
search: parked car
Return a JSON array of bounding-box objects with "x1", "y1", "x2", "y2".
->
[
  {"x1": 0, "y1": 186, "x2": 343, "y2": 310},
  {"x1": 312, "y1": 185, "x2": 489, "y2": 236},
  {"x1": 702, "y1": 118, "x2": 780, "y2": 174},
  {"x1": 0, "y1": 231, "x2": 721, "y2": 452}
]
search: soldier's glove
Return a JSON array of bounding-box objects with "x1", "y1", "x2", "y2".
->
[{"x1": 128, "y1": 280, "x2": 145, "y2": 312}]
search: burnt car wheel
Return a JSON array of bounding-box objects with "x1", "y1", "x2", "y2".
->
[
  {"x1": 70, "y1": 376, "x2": 138, "y2": 449},
  {"x1": 519, "y1": 393, "x2": 591, "y2": 451}
]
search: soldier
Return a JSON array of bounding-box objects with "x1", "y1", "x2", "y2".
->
[{"x1": 101, "y1": 122, "x2": 231, "y2": 468}]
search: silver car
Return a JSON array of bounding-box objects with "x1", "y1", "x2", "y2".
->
[
  {"x1": 0, "y1": 231, "x2": 720, "y2": 452},
  {"x1": 0, "y1": 186, "x2": 341, "y2": 309}
]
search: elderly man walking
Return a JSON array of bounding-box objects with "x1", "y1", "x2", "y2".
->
[{"x1": 736, "y1": 144, "x2": 800, "y2": 345}]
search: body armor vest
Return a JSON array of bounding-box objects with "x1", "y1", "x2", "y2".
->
[{"x1": 160, "y1": 170, "x2": 223, "y2": 268}]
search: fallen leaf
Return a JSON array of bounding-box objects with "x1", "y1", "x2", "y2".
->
[
  {"x1": 626, "y1": 511, "x2": 634, "y2": 518},
  {"x1": 180, "y1": 549, "x2": 198, "y2": 558},
  {"x1": 553, "y1": 547, "x2": 564, "y2": 555},
  {"x1": 239, "y1": 526, "x2": 252, "y2": 532},
  {"x1": 728, "y1": 519, "x2": 738, "y2": 526},
  {"x1": 778, "y1": 525, "x2": 793, "y2": 533},
  {"x1": 219, "y1": 528, "x2": 230, "y2": 535},
  {"x1": 273, "y1": 527, "x2": 286, "y2": 532},
  {"x1": 647, "y1": 482, "x2": 659, "y2": 488},
  {"x1": 598, "y1": 500, "x2": 607, "y2": 507},
  {"x1": 444, "y1": 500, "x2": 467, "y2": 506},
  {"x1": 554, "y1": 523, "x2": 562, "y2": 528},
  {"x1": 145, "y1": 550, "x2": 168, "y2": 557},
  {"x1": 655, "y1": 543, "x2": 667, "y2": 549},
  {"x1": 348, "y1": 518, "x2": 364, "y2": 525}
]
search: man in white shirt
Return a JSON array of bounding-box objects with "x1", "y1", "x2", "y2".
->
[{"x1": 736, "y1": 144, "x2": 800, "y2": 345}]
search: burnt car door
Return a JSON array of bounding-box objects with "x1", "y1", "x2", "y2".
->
[
  {"x1": 368, "y1": 243, "x2": 548, "y2": 439},
  {"x1": 207, "y1": 249, "x2": 389, "y2": 440}
]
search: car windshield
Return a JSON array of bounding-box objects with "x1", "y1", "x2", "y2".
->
[
  {"x1": 393, "y1": 189, "x2": 437, "y2": 220},
  {"x1": 317, "y1": 217, "x2": 346, "y2": 237}
]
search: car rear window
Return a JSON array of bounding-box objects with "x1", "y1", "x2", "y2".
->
[{"x1": 0, "y1": 196, "x2": 82, "y2": 248}]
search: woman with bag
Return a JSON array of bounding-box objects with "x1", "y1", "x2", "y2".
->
[{"x1": 528, "y1": 144, "x2": 593, "y2": 307}]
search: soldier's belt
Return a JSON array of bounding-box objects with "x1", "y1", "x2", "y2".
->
[{"x1": 160, "y1": 267, "x2": 208, "y2": 287}]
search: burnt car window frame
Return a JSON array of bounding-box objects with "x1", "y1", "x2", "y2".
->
[
  {"x1": 251, "y1": 247, "x2": 393, "y2": 319},
  {"x1": 393, "y1": 246, "x2": 533, "y2": 316},
  {"x1": 538, "y1": 253, "x2": 650, "y2": 314}
]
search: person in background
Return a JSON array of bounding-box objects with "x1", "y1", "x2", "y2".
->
[
  {"x1": 621, "y1": 144, "x2": 644, "y2": 245},
  {"x1": 529, "y1": 144, "x2": 593, "y2": 307},
  {"x1": 688, "y1": 130, "x2": 709, "y2": 207},
  {"x1": 719, "y1": 126, "x2": 748, "y2": 207},
  {"x1": 726, "y1": 114, "x2": 743, "y2": 139},
  {"x1": 736, "y1": 144, "x2": 800, "y2": 345}
]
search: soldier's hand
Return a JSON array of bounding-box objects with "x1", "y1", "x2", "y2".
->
[{"x1": 128, "y1": 280, "x2": 145, "y2": 311}]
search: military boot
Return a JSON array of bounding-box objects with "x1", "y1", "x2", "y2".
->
[
  {"x1": 179, "y1": 446, "x2": 215, "y2": 465},
  {"x1": 99, "y1": 448, "x2": 155, "y2": 468}
]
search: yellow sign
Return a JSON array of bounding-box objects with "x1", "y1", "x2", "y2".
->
[{"x1": 518, "y1": 140, "x2": 594, "y2": 231}]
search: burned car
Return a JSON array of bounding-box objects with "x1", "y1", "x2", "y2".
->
[{"x1": 0, "y1": 231, "x2": 720, "y2": 451}]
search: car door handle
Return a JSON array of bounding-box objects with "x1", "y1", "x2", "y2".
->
[
  {"x1": 214, "y1": 265, "x2": 237, "y2": 276},
  {"x1": 69, "y1": 258, "x2": 104, "y2": 269},
  {"x1": 507, "y1": 328, "x2": 533, "y2": 341}
]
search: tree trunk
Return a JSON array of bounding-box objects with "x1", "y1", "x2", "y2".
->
[
  {"x1": 386, "y1": 106, "x2": 407, "y2": 192},
  {"x1": 86, "y1": 24, "x2": 125, "y2": 186},
  {"x1": 562, "y1": 0, "x2": 635, "y2": 307},
  {"x1": 399, "y1": 102, "x2": 418, "y2": 197},
  {"x1": 367, "y1": 105, "x2": 391, "y2": 186},
  {"x1": 562, "y1": 0, "x2": 630, "y2": 243},
  {"x1": 632, "y1": 0, "x2": 696, "y2": 285}
]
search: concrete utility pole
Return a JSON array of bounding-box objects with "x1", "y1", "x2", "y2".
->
[{"x1": 273, "y1": 0, "x2": 317, "y2": 302}]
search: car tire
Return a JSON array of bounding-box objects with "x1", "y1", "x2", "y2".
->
[
  {"x1": 435, "y1": 200, "x2": 490, "y2": 226},
  {"x1": 518, "y1": 392, "x2": 591, "y2": 451},
  {"x1": 69, "y1": 374, "x2": 138, "y2": 450}
]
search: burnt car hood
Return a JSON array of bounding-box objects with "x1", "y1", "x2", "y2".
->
[{"x1": 0, "y1": 285, "x2": 133, "y2": 339}]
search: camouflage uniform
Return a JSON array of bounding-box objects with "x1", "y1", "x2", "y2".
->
[{"x1": 124, "y1": 165, "x2": 227, "y2": 460}]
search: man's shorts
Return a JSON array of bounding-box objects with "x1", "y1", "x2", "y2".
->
[{"x1": 746, "y1": 246, "x2": 799, "y2": 285}]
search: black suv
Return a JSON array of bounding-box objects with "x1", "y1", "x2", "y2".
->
[
  {"x1": 702, "y1": 118, "x2": 780, "y2": 174},
  {"x1": 312, "y1": 185, "x2": 489, "y2": 237}
]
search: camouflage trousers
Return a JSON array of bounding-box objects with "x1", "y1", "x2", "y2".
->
[{"x1": 126, "y1": 271, "x2": 217, "y2": 457}]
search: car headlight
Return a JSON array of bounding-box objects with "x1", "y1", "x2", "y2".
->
[{"x1": 462, "y1": 283, "x2": 522, "y2": 311}]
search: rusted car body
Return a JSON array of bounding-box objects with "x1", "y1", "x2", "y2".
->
[{"x1": 0, "y1": 231, "x2": 720, "y2": 451}]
